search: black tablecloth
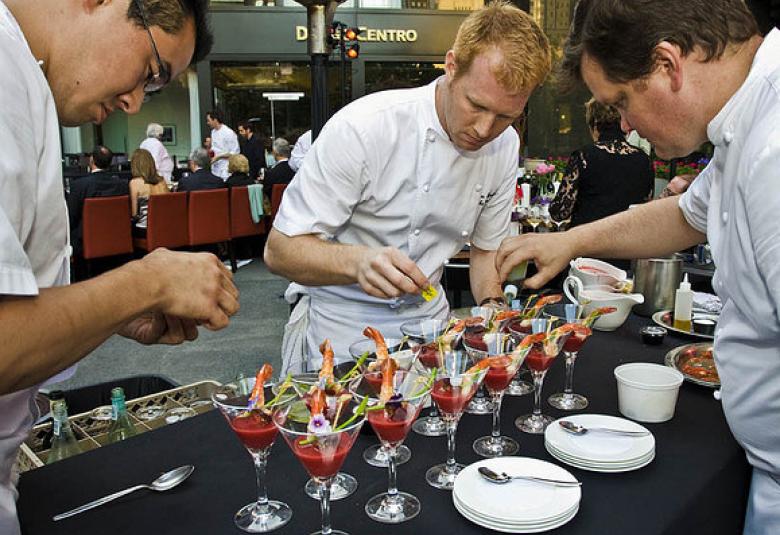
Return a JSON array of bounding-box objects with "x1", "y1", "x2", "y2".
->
[{"x1": 18, "y1": 315, "x2": 750, "y2": 535}]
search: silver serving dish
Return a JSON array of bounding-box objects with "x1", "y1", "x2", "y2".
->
[
  {"x1": 664, "y1": 343, "x2": 719, "y2": 388},
  {"x1": 652, "y1": 309, "x2": 718, "y2": 340}
]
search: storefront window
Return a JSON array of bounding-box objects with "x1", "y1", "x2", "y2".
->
[
  {"x1": 364, "y1": 62, "x2": 444, "y2": 94},
  {"x1": 212, "y1": 61, "x2": 351, "y2": 142}
]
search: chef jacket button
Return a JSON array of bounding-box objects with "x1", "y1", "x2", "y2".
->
[
  {"x1": 461, "y1": 230, "x2": 469, "y2": 237},
  {"x1": 721, "y1": 211, "x2": 728, "y2": 223},
  {"x1": 423, "y1": 184, "x2": 430, "y2": 192},
  {"x1": 723, "y1": 131, "x2": 733, "y2": 144},
  {"x1": 427, "y1": 133, "x2": 436, "y2": 143},
  {"x1": 475, "y1": 184, "x2": 483, "y2": 192},
  {"x1": 414, "y1": 229, "x2": 421, "y2": 236}
]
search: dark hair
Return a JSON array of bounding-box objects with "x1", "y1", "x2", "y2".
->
[
  {"x1": 584, "y1": 98, "x2": 620, "y2": 131},
  {"x1": 238, "y1": 121, "x2": 254, "y2": 133},
  {"x1": 127, "y1": 0, "x2": 213, "y2": 65},
  {"x1": 559, "y1": 0, "x2": 760, "y2": 92},
  {"x1": 206, "y1": 109, "x2": 223, "y2": 124},
  {"x1": 130, "y1": 149, "x2": 161, "y2": 185},
  {"x1": 91, "y1": 145, "x2": 113, "y2": 170}
]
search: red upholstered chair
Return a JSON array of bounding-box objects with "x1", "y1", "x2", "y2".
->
[
  {"x1": 229, "y1": 186, "x2": 266, "y2": 272},
  {"x1": 187, "y1": 189, "x2": 233, "y2": 270},
  {"x1": 82, "y1": 195, "x2": 133, "y2": 260},
  {"x1": 133, "y1": 192, "x2": 189, "y2": 252},
  {"x1": 270, "y1": 183, "x2": 288, "y2": 222},
  {"x1": 230, "y1": 186, "x2": 266, "y2": 239}
]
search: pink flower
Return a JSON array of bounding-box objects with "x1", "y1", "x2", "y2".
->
[{"x1": 535, "y1": 163, "x2": 556, "y2": 174}]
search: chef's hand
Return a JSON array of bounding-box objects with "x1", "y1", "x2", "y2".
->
[
  {"x1": 120, "y1": 312, "x2": 199, "y2": 345},
  {"x1": 355, "y1": 246, "x2": 430, "y2": 299},
  {"x1": 496, "y1": 232, "x2": 576, "y2": 290}
]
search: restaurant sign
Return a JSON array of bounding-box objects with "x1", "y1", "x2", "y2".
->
[{"x1": 295, "y1": 26, "x2": 419, "y2": 43}]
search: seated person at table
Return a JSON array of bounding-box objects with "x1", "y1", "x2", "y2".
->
[
  {"x1": 129, "y1": 149, "x2": 169, "y2": 237},
  {"x1": 226, "y1": 154, "x2": 255, "y2": 188},
  {"x1": 264, "y1": 2, "x2": 551, "y2": 370},
  {"x1": 550, "y1": 98, "x2": 654, "y2": 270},
  {"x1": 178, "y1": 148, "x2": 225, "y2": 192},
  {"x1": 262, "y1": 137, "x2": 295, "y2": 199},
  {"x1": 67, "y1": 145, "x2": 129, "y2": 259}
]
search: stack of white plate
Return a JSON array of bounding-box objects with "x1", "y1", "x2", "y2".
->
[
  {"x1": 545, "y1": 414, "x2": 655, "y2": 473},
  {"x1": 453, "y1": 457, "x2": 581, "y2": 533}
]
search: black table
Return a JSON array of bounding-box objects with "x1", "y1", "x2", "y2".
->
[{"x1": 18, "y1": 316, "x2": 750, "y2": 535}]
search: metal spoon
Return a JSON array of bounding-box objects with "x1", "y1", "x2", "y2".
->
[
  {"x1": 478, "y1": 466, "x2": 581, "y2": 487},
  {"x1": 53, "y1": 465, "x2": 195, "y2": 521},
  {"x1": 559, "y1": 420, "x2": 650, "y2": 437}
]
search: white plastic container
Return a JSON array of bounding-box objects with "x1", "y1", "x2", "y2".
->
[{"x1": 614, "y1": 363, "x2": 684, "y2": 423}]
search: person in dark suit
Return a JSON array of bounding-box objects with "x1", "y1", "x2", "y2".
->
[
  {"x1": 263, "y1": 137, "x2": 295, "y2": 199},
  {"x1": 178, "y1": 148, "x2": 225, "y2": 192},
  {"x1": 238, "y1": 121, "x2": 266, "y2": 182},
  {"x1": 226, "y1": 154, "x2": 255, "y2": 188},
  {"x1": 67, "y1": 145, "x2": 129, "y2": 260}
]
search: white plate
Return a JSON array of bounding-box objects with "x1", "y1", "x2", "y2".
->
[
  {"x1": 545, "y1": 415, "x2": 654, "y2": 464},
  {"x1": 453, "y1": 457, "x2": 581, "y2": 525},
  {"x1": 454, "y1": 496, "x2": 579, "y2": 533},
  {"x1": 545, "y1": 441, "x2": 655, "y2": 468},
  {"x1": 546, "y1": 443, "x2": 655, "y2": 473},
  {"x1": 454, "y1": 493, "x2": 577, "y2": 526}
]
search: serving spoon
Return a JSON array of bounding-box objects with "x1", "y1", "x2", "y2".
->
[
  {"x1": 53, "y1": 465, "x2": 195, "y2": 521},
  {"x1": 559, "y1": 420, "x2": 650, "y2": 437},
  {"x1": 478, "y1": 466, "x2": 581, "y2": 487}
]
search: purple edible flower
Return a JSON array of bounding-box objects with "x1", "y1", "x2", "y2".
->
[{"x1": 307, "y1": 414, "x2": 332, "y2": 435}]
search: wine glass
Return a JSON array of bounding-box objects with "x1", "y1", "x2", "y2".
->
[
  {"x1": 424, "y1": 351, "x2": 488, "y2": 490},
  {"x1": 515, "y1": 325, "x2": 572, "y2": 434},
  {"x1": 274, "y1": 394, "x2": 365, "y2": 535},
  {"x1": 351, "y1": 368, "x2": 431, "y2": 523},
  {"x1": 552, "y1": 217, "x2": 569, "y2": 232},
  {"x1": 399, "y1": 318, "x2": 449, "y2": 437},
  {"x1": 463, "y1": 333, "x2": 531, "y2": 458},
  {"x1": 544, "y1": 303, "x2": 596, "y2": 410},
  {"x1": 212, "y1": 388, "x2": 293, "y2": 532},
  {"x1": 526, "y1": 205, "x2": 542, "y2": 232},
  {"x1": 284, "y1": 371, "x2": 360, "y2": 501},
  {"x1": 347, "y1": 338, "x2": 413, "y2": 468}
]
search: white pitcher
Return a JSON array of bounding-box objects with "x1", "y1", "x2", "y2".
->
[{"x1": 563, "y1": 276, "x2": 645, "y2": 331}]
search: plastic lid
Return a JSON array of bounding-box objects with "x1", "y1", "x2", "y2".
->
[{"x1": 679, "y1": 273, "x2": 691, "y2": 291}]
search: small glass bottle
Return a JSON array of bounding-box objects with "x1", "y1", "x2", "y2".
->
[
  {"x1": 47, "y1": 394, "x2": 83, "y2": 463},
  {"x1": 107, "y1": 387, "x2": 138, "y2": 444}
]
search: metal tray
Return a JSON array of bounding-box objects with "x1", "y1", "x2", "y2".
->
[
  {"x1": 665, "y1": 343, "x2": 720, "y2": 388},
  {"x1": 652, "y1": 309, "x2": 718, "y2": 340}
]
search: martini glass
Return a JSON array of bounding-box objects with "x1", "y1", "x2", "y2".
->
[
  {"x1": 400, "y1": 318, "x2": 449, "y2": 437},
  {"x1": 274, "y1": 397, "x2": 365, "y2": 535},
  {"x1": 347, "y1": 338, "x2": 413, "y2": 468},
  {"x1": 544, "y1": 304, "x2": 595, "y2": 410},
  {"x1": 424, "y1": 351, "x2": 488, "y2": 490},
  {"x1": 462, "y1": 307, "x2": 495, "y2": 416},
  {"x1": 285, "y1": 369, "x2": 359, "y2": 501},
  {"x1": 503, "y1": 317, "x2": 536, "y2": 396},
  {"x1": 351, "y1": 369, "x2": 431, "y2": 523},
  {"x1": 212, "y1": 389, "x2": 293, "y2": 532},
  {"x1": 515, "y1": 326, "x2": 572, "y2": 434},
  {"x1": 463, "y1": 333, "x2": 531, "y2": 458}
]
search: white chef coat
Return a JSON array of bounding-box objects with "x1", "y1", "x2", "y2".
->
[
  {"x1": 288, "y1": 129, "x2": 311, "y2": 172},
  {"x1": 210, "y1": 124, "x2": 239, "y2": 180},
  {"x1": 274, "y1": 79, "x2": 519, "y2": 364},
  {"x1": 679, "y1": 28, "x2": 780, "y2": 535},
  {"x1": 0, "y1": 3, "x2": 72, "y2": 534},
  {"x1": 139, "y1": 136, "x2": 173, "y2": 181}
]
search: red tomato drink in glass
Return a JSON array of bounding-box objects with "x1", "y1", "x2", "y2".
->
[{"x1": 230, "y1": 411, "x2": 279, "y2": 450}]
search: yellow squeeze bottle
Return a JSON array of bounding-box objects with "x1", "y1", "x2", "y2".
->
[{"x1": 673, "y1": 274, "x2": 693, "y2": 332}]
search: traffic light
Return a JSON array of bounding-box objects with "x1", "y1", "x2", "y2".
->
[
  {"x1": 331, "y1": 22, "x2": 361, "y2": 60},
  {"x1": 344, "y1": 27, "x2": 359, "y2": 41},
  {"x1": 346, "y1": 43, "x2": 359, "y2": 59}
]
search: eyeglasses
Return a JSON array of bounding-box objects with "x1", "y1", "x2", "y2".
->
[{"x1": 134, "y1": 0, "x2": 170, "y2": 93}]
